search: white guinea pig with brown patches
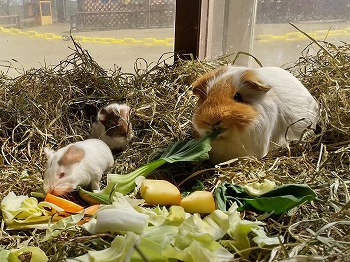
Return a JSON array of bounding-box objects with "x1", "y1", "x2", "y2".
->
[
  {"x1": 43, "y1": 139, "x2": 114, "y2": 196},
  {"x1": 91, "y1": 103, "x2": 134, "y2": 154},
  {"x1": 192, "y1": 66, "x2": 320, "y2": 164}
]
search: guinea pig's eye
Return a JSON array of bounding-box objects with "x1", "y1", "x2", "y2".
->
[
  {"x1": 233, "y1": 92, "x2": 243, "y2": 102},
  {"x1": 59, "y1": 172, "x2": 65, "y2": 179}
]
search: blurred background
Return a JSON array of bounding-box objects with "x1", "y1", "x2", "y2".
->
[{"x1": 1, "y1": 0, "x2": 350, "y2": 76}]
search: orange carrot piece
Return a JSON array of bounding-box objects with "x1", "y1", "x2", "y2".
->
[
  {"x1": 78, "y1": 204, "x2": 100, "y2": 225},
  {"x1": 44, "y1": 194, "x2": 99, "y2": 224},
  {"x1": 44, "y1": 193, "x2": 84, "y2": 214},
  {"x1": 84, "y1": 204, "x2": 100, "y2": 215}
]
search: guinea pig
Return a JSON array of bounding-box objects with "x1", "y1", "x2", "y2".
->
[
  {"x1": 43, "y1": 138, "x2": 114, "y2": 196},
  {"x1": 91, "y1": 103, "x2": 134, "y2": 154},
  {"x1": 192, "y1": 65, "x2": 320, "y2": 164}
]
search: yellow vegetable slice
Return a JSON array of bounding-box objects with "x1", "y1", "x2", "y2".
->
[
  {"x1": 180, "y1": 191, "x2": 216, "y2": 214},
  {"x1": 140, "y1": 179, "x2": 181, "y2": 206}
]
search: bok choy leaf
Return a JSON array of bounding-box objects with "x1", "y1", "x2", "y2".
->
[
  {"x1": 215, "y1": 183, "x2": 317, "y2": 215},
  {"x1": 79, "y1": 131, "x2": 219, "y2": 204}
]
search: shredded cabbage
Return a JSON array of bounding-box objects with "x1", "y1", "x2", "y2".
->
[
  {"x1": 68, "y1": 232, "x2": 140, "y2": 262},
  {"x1": 1, "y1": 191, "x2": 64, "y2": 229},
  {"x1": 0, "y1": 247, "x2": 48, "y2": 262},
  {"x1": 0, "y1": 188, "x2": 281, "y2": 261}
]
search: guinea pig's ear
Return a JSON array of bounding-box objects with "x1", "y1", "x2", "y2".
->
[
  {"x1": 44, "y1": 147, "x2": 55, "y2": 160},
  {"x1": 192, "y1": 66, "x2": 227, "y2": 104},
  {"x1": 192, "y1": 81, "x2": 207, "y2": 105},
  {"x1": 119, "y1": 104, "x2": 131, "y2": 120},
  {"x1": 240, "y1": 69, "x2": 271, "y2": 92},
  {"x1": 58, "y1": 145, "x2": 85, "y2": 166},
  {"x1": 98, "y1": 108, "x2": 107, "y2": 121}
]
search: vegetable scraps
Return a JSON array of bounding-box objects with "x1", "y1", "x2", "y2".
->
[
  {"x1": 139, "y1": 179, "x2": 216, "y2": 214},
  {"x1": 140, "y1": 179, "x2": 182, "y2": 206},
  {"x1": 44, "y1": 193, "x2": 84, "y2": 215},
  {"x1": 0, "y1": 247, "x2": 48, "y2": 262},
  {"x1": 180, "y1": 191, "x2": 216, "y2": 214},
  {"x1": 0, "y1": 132, "x2": 317, "y2": 261},
  {"x1": 1, "y1": 192, "x2": 99, "y2": 229},
  {"x1": 66, "y1": 232, "x2": 141, "y2": 262},
  {"x1": 215, "y1": 182, "x2": 317, "y2": 215},
  {"x1": 78, "y1": 130, "x2": 220, "y2": 204},
  {"x1": 3, "y1": 191, "x2": 280, "y2": 261},
  {"x1": 43, "y1": 193, "x2": 99, "y2": 224},
  {"x1": 1, "y1": 192, "x2": 65, "y2": 230},
  {"x1": 65, "y1": 193, "x2": 280, "y2": 261}
]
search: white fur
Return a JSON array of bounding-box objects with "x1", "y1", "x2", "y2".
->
[
  {"x1": 92, "y1": 121, "x2": 130, "y2": 151},
  {"x1": 43, "y1": 139, "x2": 114, "y2": 195},
  {"x1": 193, "y1": 66, "x2": 320, "y2": 164}
]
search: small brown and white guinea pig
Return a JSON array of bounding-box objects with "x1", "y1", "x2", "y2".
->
[
  {"x1": 43, "y1": 139, "x2": 114, "y2": 196},
  {"x1": 91, "y1": 103, "x2": 134, "y2": 154},
  {"x1": 192, "y1": 65, "x2": 320, "y2": 164}
]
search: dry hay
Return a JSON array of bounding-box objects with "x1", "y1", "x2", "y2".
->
[{"x1": 0, "y1": 37, "x2": 350, "y2": 261}]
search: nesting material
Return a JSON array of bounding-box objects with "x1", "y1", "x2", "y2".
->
[{"x1": 0, "y1": 37, "x2": 349, "y2": 260}]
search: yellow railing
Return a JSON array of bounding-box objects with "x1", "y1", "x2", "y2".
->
[{"x1": 0, "y1": 27, "x2": 174, "y2": 46}]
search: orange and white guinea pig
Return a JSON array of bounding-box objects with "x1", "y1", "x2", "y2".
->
[{"x1": 192, "y1": 66, "x2": 320, "y2": 164}]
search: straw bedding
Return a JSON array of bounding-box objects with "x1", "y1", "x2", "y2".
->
[{"x1": 0, "y1": 37, "x2": 349, "y2": 261}]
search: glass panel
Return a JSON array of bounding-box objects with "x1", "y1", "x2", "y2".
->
[
  {"x1": 200, "y1": 0, "x2": 258, "y2": 66},
  {"x1": 201, "y1": 0, "x2": 350, "y2": 68},
  {"x1": 0, "y1": 0, "x2": 175, "y2": 77},
  {"x1": 254, "y1": 0, "x2": 350, "y2": 67}
]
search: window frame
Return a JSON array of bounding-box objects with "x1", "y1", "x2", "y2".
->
[{"x1": 174, "y1": 0, "x2": 202, "y2": 61}]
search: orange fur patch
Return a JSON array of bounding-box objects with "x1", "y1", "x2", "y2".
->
[
  {"x1": 192, "y1": 66, "x2": 227, "y2": 105},
  {"x1": 241, "y1": 70, "x2": 271, "y2": 92},
  {"x1": 193, "y1": 74, "x2": 258, "y2": 133},
  {"x1": 58, "y1": 145, "x2": 85, "y2": 166}
]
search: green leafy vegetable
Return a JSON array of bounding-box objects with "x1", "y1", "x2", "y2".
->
[
  {"x1": 140, "y1": 201, "x2": 273, "y2": 260},
  {"x1": 159, "y1": 131, "x2": 219, "y2": 163},
  {"x1": 135, "y1": 205, "x2": 186, "y2": 227},
  {"x1": 1, "y1": 191, "x2": 65, "y2": 230},
  {"x1": 100, "y1": 159, "x2": 167, "y2": 196},
  {"x1": 83, "y1": 131, "x2": 219, "y2": 203},
  {"x1": 77, "y1": 186, "x2": 110, "y2": 205},
  {"x1": 225, "y1": 207, "x2": 265, "y2": 257},
  {"x1": 68, "y1": 194, "x2": 279, "y2": 261},
  {"x1": 0, "y1": 247, "x2": 48, "y2": 262},
  {"x1": 0, "y1": 251, "x2": 10, "y2": 261},
  {"x1": 214, "y1": 184, "x2": 249, "y2": 211},
  {"x1": 83, "y1": 192, "x2": 149, "y2": 235},
  {"x1": 130, "y1": 236, "x2": 165, "y2": 261},
  {"x1": 87, "y1": 208, "x2": 149, "y2": 235},
  {"x1": 68, "y1": 232, "x2": 140, "y2": 262},
  {"x1": 215, "y1": 183, "x2": 317, "y2": 215},
  {"x1": 43, "y1": 212, "x2": 86, "y2": 241}
]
